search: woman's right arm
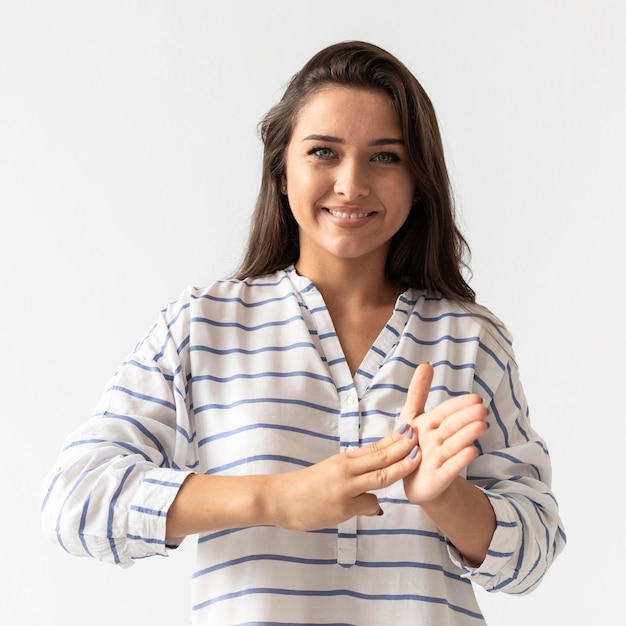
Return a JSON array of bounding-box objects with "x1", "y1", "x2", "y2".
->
[
  {"x1": 41, "y1": 292, "x2": 422, "y2": 567},
  {"x1": 165, "y1": 425, "x2": 421, "y2": 538}
]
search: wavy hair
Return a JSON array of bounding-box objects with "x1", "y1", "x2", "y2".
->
[{"x1": 234, "y1": 40, "x2": 475, "y2": 302}]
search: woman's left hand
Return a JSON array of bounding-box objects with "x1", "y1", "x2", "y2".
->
[{"x1": 399, "y1": 363, "x2": 489, "y2": 505}]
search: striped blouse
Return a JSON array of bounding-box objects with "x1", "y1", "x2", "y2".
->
[{"x1": 40, "y1": 267, "x2": 566, "y2": 625}]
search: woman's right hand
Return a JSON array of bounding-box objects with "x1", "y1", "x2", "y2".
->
[{"x1": 265, "y1": 422, "x2": 420, "y2": 531}]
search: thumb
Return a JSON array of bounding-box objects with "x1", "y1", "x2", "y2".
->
[
  {"x1": 406, "y1": 362, "x2": 434, "y2": 418},
  {"x1": 355, "y1": 493, "x2": 384, "y2": 517}
]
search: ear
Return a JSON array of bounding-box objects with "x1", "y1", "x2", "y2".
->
[{"x1": 280, "y1": 174, "x2": 288, "y2": 195}]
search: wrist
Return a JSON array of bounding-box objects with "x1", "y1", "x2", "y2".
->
[{"x1": 419, "y1": 476, "x2": 462, "y2": 516}]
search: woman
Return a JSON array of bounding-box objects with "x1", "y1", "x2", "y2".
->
[{"x1": 41, "y1": 41, "x2": 566, "y2": 625}]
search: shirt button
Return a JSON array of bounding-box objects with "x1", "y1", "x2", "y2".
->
[{"x1": 348, "y1": 396, "x2": 357, "y2": 404}]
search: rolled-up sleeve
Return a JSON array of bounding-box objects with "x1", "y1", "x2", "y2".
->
[
  {"x1": 40, "y1": 292, "x2": 196, "y2": 567},
  {"x1": 449, "y1": 338, "x2": 566, "y2": 593}
]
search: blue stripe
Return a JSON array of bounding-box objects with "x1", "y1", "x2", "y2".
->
[
  {"x1": 358, "y1": 527, "x2": 446, "y2": 541},
  {"x1": 217, "y1": 274, "x2": 292, "y2": 288},
  {"x1": 235, "y1": 622, "x2": 353, "y2": 626},
  {"x1": 143, "y1": 477, "x2": 183, "y2": 489},
  {"x1": 488, "y1": 451, "x2": 542, "y2": 480},
  {"x1": 193, "y1": 552, "x2": 473, "y2": 583},
  {"x1": 127, "y1": 533, "x2": 166, "y2": 545},
  {"x1": 368, "y1": 383, "x2": 408, "y2": 393},
  {"x1": 206, "y1": 454, "x2": 312, "y2": 474},
  {"x1": 404, "y1": 333, "x2": 480, "y2": 347},
  {"x1": 78, "y1": 496, "x2": 94, "y2": 558},
  {"x1": 195, "y1": 396, "x2": 341, "y2": 415},
  {"x1": 354, "y1": 559, "x2": 471, "y2": 584},
  {"x1": 411, "y1": 308, "x2": 512, "y2": 347},
  {"x1": 107, "y1": 385, "x2": 176, "y2": 412},
  {"x1": 384, "y1": 355, "x2": 419, "y2": 369},
  {"x1": 191, "y1": 290, "x2": 297, "y2": 308},
  {"x1": 121, "y1": 358, "x2": 166, "y2": 375},
  {"x1": 478, "y1": 341, "x2": 506, "y2": 371},
  {"x1": 105, "y1": 465, "x2": 134, "y2": 565},
  {"x1": 98, "y1": 412, "x2": 171, "y2": 466},
  {"x1": 506, "y1": 362, "x2": 522, "y2": 410},
  {"x1": 488, "y1": 400, "x2": 510, "y2": 446},
  {"x1": 360, "y1": 409, "x2": 398, "y2": 418},
  {"x1": 434, "y1": 359, "x2": 475, "y2": 371},
  {"x1": 129, "y1": 505, "x2": 167, "y2": 518},
  {"x1": 327, "y1": 356, "x2": 347, "y2": 366},
  {"x1": 63, "y1": 439, "x2": 155, "y2": 463},
  {"x1": 193, "y1": 553, "x2": 337, "y2": 579},
  {"x1": 190, "y1": 341, "x2": 316, "y2": 356},
  {"x1": 198, "y1": 423, "x2": 339, "y2": 447},
  {"x1": 385, "y1": 323, "x2": 400, "y2": 338},
  {"x1": 191, "y1": 314, "x2": 303, "y2": 332},
  {"x1": 192, "y1": 587, "x2": 484, "y2": 620},
  {"x1": 430, "y1": 384, "x2": 470, "y2": 397},
  {"x1": 191, "y1": 370, "x2": 334, "y2": 385}
]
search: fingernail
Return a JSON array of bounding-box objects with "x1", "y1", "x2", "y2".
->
[
  {"x1": 406, "y1": 427, "x2": 414, "y2": 440},
  {"x1": 377, "y1": 507, "x2": 384, "y2": 516},
  {"x1": 398, "y1": 421, "x2": 408, "y2": 435},
  {"x1": 409, "y1": 445, "x2": 419, "y2": 459}
]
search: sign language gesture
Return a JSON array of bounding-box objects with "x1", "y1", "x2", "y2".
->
[
  {"x1": 399, "y1": 362, "x2": 489, "y2": 504},
  {"x1": 270, "y1": 416, "x2": 421, "y2": 532},
  {"x1": 399, "y1": 362, "x2": 495, "y2": 564}
]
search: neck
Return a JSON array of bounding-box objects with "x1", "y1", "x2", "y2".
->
[{"x1": 295, "y1": 257, "x2": 401, "y2": 310}]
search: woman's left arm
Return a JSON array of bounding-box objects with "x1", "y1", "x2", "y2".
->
[{"x1": 400, "y1": 361, "x2": 566, "y2": 593}]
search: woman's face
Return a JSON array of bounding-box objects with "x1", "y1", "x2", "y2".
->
[{"x1": 282, "y1": 86, "x2": 415, "y2": 274}]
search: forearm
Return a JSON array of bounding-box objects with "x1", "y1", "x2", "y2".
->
[
  {"x1": 165, "y1": 473, "x2": 272, "y2": 539},
  {"x1": 419, "y1": 475, "x2": 496, "y2": 567}
]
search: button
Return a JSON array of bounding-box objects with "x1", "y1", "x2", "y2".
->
[{"x1": 347, "y1": 396, "x2": 356, "y2": 404}]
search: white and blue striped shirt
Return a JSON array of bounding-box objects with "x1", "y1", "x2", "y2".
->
[{"x1": 41, "y1": 267, "x2": 566, "y2": 625}]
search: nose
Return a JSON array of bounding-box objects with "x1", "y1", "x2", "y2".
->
[{"x1": 333, "y1": 158, "x2": 370, "y2": 200}]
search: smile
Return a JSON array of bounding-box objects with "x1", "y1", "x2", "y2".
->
[{"x1": 327, "y1": 208, "x2": 374, "y2": 219}]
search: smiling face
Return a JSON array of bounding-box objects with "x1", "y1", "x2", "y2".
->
[{"x1": 282, "y1": 86, "x2": 416, "y2": 277}]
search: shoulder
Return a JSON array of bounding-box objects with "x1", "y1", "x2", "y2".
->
[
  {"x1": 160, "y1": 269, "x2": 300, "y2": 321},
  {"x1": 406, "y1": 290, "x2": 515, "y2": 358}
]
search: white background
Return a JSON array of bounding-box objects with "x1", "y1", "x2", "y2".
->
[{"x1": 2, "y1": 1, "x2": 624, "y2": 624}]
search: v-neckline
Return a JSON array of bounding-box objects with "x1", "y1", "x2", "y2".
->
[{"x1": 286, "y1": 268, "x2": 413, "y2": 397}]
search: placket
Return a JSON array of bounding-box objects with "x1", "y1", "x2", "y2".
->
[
  {"x1": 337, "y1": 386, "x2": 360, "y2": 566},
  {"x1": 287, "y1": 270, "x2": 414, "y2": 568}
]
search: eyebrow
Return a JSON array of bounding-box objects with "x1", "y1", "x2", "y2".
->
[{"x1": 302, "y1": 134, "x2": 405, "y2": 146}]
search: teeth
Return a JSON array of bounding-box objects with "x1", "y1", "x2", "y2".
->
[{"x1": 328, "y1": 209, "x2": 371, "y2": 219}]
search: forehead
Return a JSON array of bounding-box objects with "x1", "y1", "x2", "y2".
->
[{"x1": 292, "y1": 86, "x2": 402, "y2": 138}]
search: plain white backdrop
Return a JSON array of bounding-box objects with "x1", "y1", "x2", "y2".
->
[{"x1": 2, "y1": 1, "x2": 624, "y2": 624}]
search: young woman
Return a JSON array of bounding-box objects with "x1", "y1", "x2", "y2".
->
[{"x1": 41, "y1": 41, "x2": 566, "y2": 625}]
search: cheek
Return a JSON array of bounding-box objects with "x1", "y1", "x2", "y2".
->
[
  {"x1": 385, "y1": 180, "x2": 414, "y2": 211},
  {"x1": 289, "y1": 170, "x2": 329, "y2": 201}
]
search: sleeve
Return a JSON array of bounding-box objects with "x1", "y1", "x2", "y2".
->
[
  {"x1": 447, "y1": 322, "x2": 567, "y2": 594},
  {"x1": 39, "y1": 290, "x2": 197, "y2": 568}
]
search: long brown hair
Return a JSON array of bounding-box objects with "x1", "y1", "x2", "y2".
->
[{"x1": 234, "y1": 41, "x2": 475, "y2": 302}]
